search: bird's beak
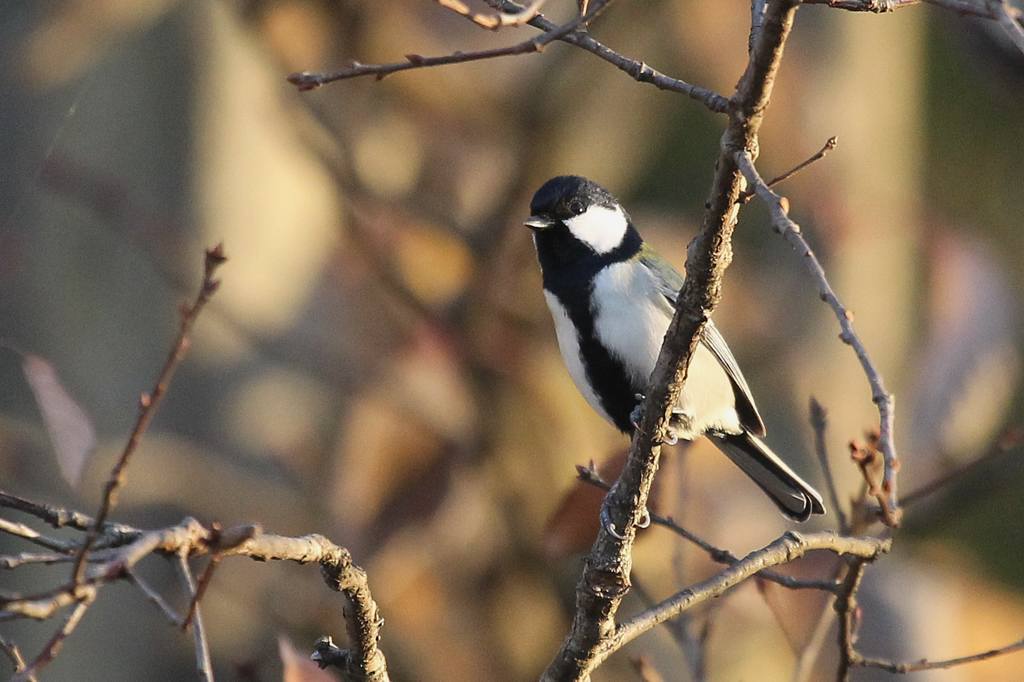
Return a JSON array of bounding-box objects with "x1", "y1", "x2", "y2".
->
[{"x1": 524, "y1": 215, "x2": 556, "y2": 231}]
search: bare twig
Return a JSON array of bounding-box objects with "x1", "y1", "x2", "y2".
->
[
  {"x1": 177, "y1": 552, "x2": 214, "y2": 682},
  {"x1": 835, "y1": 547, "x2": 1024, "y2": 674},
  {"x1": 181, "y1": 555, "x2": 220, "y2": 631},
  {"x1": 0, "y1": 637, "x2": 32, "y2": 681},
  {"x1": 854, "y1": 637, "x2": 1024, "y2": 673},
  {"x1": 1, "y1": 550, "x2": 75, "y2": 569},
  {"x1": 13, "y1": 592, "x2": 95, "y2": 682},
  {"x1": 125, "y1": 567, "x2": 182, "y2": 626},
  {"x1": 70, "y1": 245, "x2": 227, "y2": 585},
  {"x1": 0, "y1": 518, "x2": 75, "y2": 553},
  {"x1": 576, "y1": 464, "x2": 840, "y2": 591},
  {"x1": 735, "y1": 151, "x2": 902, "y2": 526},
  {"x1": 288, "y1": 0, "x2": 615, "y2": 90},
  {"x1": 809, "y1": 398, "x2": 849, "y2": 534},
  {"x1": 436, "y1": 0, "x2": 548, "y2": 29},
  {"x1": 804, "y1": 0, "x2": 1022, "y2": 22},
  {"x1": 901, "y1": 427, "x2": 1023, "y2": 508},
  {"x1": 0, "y1": 490, "x2": 132, "y2": 537},
  {"x1": 835, "y1": 558, "x2": 867, "y2": 682},
  {"x1": 486, "y1": 0, "x2": 730, "y2": 111},
  {"x1": 1, "y1": 582, "x2": 98, "y2": 621},
  {"x1": 738, "y1": 137, "x2": 838, "y2": 204}
]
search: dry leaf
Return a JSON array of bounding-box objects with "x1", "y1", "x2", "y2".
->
[
  {"x1": 22, "y1": 353, "x2": 96, "y2": 487},
  {"x1": 278, "y1": 636, "x2": 337, "y2": 682}
]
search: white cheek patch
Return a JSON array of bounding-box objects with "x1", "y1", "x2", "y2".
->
[{"x1": 564, "y1": 205, "x2": 628, "y2": 254}]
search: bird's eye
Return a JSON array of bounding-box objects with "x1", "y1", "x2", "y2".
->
[{"x1": 568, "y1": 199, "x2": 584, "y2": 215}]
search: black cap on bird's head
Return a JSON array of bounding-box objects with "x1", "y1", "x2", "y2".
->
[
  {"x1": 525, "y1": 176, "x2": 619, "y2": 230},
  {"x1": 525, "y1": 176, "x2": 640, "y2": 262},
  {"x1": 528, "y1": 174, "x2": 638, "y2": 264}
]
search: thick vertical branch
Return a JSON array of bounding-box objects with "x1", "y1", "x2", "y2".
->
[{"x1": 540, "y1": 2, "x2": 801, "y2": 680}]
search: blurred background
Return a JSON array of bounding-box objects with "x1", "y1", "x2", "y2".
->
[{"x1": 2, "y1": 1, "x2": 1023, "y2": 680}]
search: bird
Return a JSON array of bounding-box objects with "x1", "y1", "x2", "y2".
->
[{"x1": 525, "y1": 175, "x2": 825, "y2": 524}]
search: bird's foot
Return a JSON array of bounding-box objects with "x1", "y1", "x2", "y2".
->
[
  {"x1": 630, "y1": 394, "x2": 646, "y2": 430},
  {"x1": 600, "y1": 502, "x2": 652, "y2": 540},
  {"x1": 636, "y1": 506, "x2": 651, "y2": 529},
  {"x1": 664, "y1": 407, "x2": 694, "y2": 446},
  {"x1": 632, "y1": 396, "x2": 693, "y2": 445},
  {"x1": 600, "y1": 505, "x2": 627, "y2": 539}
]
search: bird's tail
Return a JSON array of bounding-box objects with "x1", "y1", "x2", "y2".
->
[{"x1": 707, "y1": 432, "x2": 826, "y2": 522}]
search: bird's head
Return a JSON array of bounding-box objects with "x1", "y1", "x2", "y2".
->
[{"x1": 525, "y1": 176, "x2": 636, "y2": 257}]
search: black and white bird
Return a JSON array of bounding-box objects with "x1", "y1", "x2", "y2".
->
[{"x1": 526, "y1": 175, "x2": 825, "y2": 522}]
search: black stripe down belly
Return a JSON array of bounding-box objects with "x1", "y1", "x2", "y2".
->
[{"x1": 553, "y1": 284, "x2": 637, "y2": 433}]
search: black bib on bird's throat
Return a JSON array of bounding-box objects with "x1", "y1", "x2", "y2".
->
[{"x1": 535, "y1": 226, "x2": 643, "y2": 432}]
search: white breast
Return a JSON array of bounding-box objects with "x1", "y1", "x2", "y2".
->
[
  {"x1": 591, "y1": 262, "x2": 667, "y2": 388},
  {"x1": 591, "y1": 262, "x2": 743, "y2": 439}
]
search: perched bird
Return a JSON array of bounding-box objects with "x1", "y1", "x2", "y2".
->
[{"x1": 526, "y1": 175, "x2": 825, "y2": 522}]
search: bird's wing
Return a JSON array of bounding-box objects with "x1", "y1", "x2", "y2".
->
[{"x1": 639, "y1": 246, "x2": 767, "y2": 437}]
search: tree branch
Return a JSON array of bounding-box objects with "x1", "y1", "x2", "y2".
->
[
  {"x1": 0, "y1": 518, "x2": 76, "y2": 553},
  {"x1": 125, "y1": 567, "x2": 182, "y2": 626},
  {"x1": 854, "y1": 637, "x2": 1024, "y2": 673},
  {"x1": 0, "y1": 507, "x2": 391, "y2": 682},
  {"x1": 288, "y1": 0, "x2": 616, "y2": 90},
  {"x1": 804, "y1": 0, "x2": 1022, "y2": 22},
  {"x1": 503, "y1": 0, "x2": 731, "y2": 112},
  {"x1": 13, "y1": 593, "x2": 95, "y2": 682},
  {"x1": 0, "y1": 490, "x2": 133, "y2": 537},
  {"x1": 0, "y1": 637, "x2": 32, "y2": 682},
  {"x1": 603, "y1": 532, "x2": 889, "y2": 670},
  {"x1": 290, "y1": 0, "x2": 730, "y2": 113},
  {"x1": 735, "y1": 151, "x2": 902, "y2": 525}
]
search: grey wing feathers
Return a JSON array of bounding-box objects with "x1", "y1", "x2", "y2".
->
[
  {"x1": 639, "y1": 250, "x2": 767, "y2": 437},
  {"x1": 701, "y1": 321, "x2": 766, "y2": 436}
]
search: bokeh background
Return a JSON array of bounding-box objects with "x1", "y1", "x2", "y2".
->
[{"x1": 2, "y1": 1, "x2": 1023, "y2": 680}]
